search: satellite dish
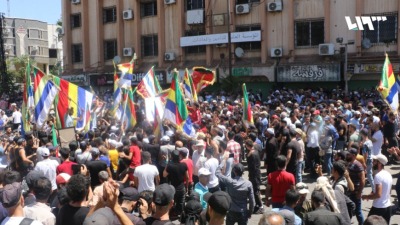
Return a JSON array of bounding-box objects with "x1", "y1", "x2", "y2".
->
[
  {"x1": 235, "y1": 47, "x2": 245, "y2": 58},
  {"x1": 113, "y1": 56, "x2": 121, "y2": 64},
  {"x1": 362, "y1": 38, "x2": 372, "y2": 49}
]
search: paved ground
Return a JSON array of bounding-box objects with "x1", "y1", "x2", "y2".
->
[{"x1": 241, "y1": 161, "x2": 400, "y2": 225}]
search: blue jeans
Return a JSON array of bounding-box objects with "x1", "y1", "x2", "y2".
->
[
  {"x1": 366, "y1": 163, "x2": 375, "y2": 193},
  {"x1": 324, "y1": 153, "x2": 332, "y2": 175},
  {"x1": 296, "y1": 161, "x2": 304, "y2": 183},
  {"x1": 350, "y1": 193, "x2": 364, "y2": 225}
]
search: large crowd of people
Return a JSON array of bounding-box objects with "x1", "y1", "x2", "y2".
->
[{"x1": 0, "y1": 86, "x2": 397, "y2": 225}]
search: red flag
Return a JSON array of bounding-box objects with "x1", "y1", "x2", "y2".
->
[{"x1": 191, "y1": 67, "x2": 216, "y2": 93}]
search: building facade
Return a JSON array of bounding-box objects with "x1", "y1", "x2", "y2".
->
[
  {"x1": 61, "y1": 0, "x2": 400, "y2": 93},
  {"x1": 3, "y1": 17, "x2": 50, "y2": 72},
  {"x1": 48, "y1": 24, "x2": 64, "y2": 76}
]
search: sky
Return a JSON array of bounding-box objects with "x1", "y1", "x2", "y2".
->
[{"x1": 0, "y1": 0, "x2": 61, "y2": 24}]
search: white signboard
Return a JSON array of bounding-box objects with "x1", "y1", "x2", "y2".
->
[{"x1": 180, "y1": 30, "x2": 261, "y2": 47}]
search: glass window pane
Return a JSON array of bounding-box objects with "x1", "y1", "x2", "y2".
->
[
  {"x1": 295, "y1": 22, "x2": 310, "y2": 46},
  {"x1": 311, "y1": 21, "x2": 324, "y2": 46}
]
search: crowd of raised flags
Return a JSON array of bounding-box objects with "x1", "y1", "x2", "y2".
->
[{"x1": 21, "y1": 56, "x2": 220, "y2": 139}]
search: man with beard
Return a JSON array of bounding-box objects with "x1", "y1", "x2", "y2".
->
[
  {"x1": 362, "y1": 154, "x2": 392, "y2": 224},
  {"x1": 264, "y1": 128, "x2": 278, "y2": 175},
  {"x1": 346, "y1": 148, "x2": 365, "y2": 225}
]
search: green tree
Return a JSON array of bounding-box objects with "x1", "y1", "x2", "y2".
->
[{"x1": 9, "y1": 55, "x2": 35, "y2": 83}]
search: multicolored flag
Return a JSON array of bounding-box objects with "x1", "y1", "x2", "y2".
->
[
  {"x1": 117, "y1": 56, "x2": 135, "y2": 89},
  {"x1": 121, "y1": 88, "x2": 137, "y2": 129},
  {"x1": 191, "y1": 67, "x2": 216, "y2": 93},
  {"x1": 242, "y1": 83, "x2": 254, "y2": 125},
  {"x1": 22, "y1": 61, "x2": 33, "y2": 132},
  {"x1": 378, "y1": 54, "x2": 399, "y2": 113},
  {"x1": 53, "y1": 76, "x2": 94, "y2": 130},
  {"x1": 111, "y1": 61, "x2": 123, "y2": 118},
  {"x1": 183, "y1": 68, "x2": 198, "y2": 102},
  {"x1": 34, "y1": 78, "x2": 59, "y2": 128},
  {"x1": 163, "y1": 69, "x2": 188, "y2": 130},
  {"x1": 136, "y1": 66, "x2": 160, "y2": 98}
]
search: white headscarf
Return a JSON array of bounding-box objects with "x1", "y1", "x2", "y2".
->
[{"x1": 315, "y1": 176, "x2": 340, "y2": 213}]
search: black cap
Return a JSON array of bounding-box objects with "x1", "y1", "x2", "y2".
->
[
  {"x1": 184, "y1": 200, "x2": 203, "y2": 216},
  {"x1": 119, "y1": 187, "x2": 140, "y2": 201},
  {"x1": 153, "y1": 183, "x2": 175, "y2": 206},
  {"x1": 26, "y1": 170, "x2": 44, "y2": 189},
  {"x1": 208, "y1": 191, "x2": 231, "y2": 215}
]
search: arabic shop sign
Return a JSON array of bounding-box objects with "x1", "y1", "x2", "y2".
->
[
  {"x1": 180, "y1": 30, "x2": 261, "y2": 47},
  {"x1": 131, "y1": 70, "x2": 167, "y2": 85},
  {"x1": 277, "y1": 64, "x2": 340, "y2": 82},
  {"x1": 232, "y1": 67, "x2": 253, "y2": 77},
  {"x1": 90, "y1": 74, "x2": 114, "y2": 86},
  {"x1": 62, "y1": 74, "x2": 86, "y2": 84}
]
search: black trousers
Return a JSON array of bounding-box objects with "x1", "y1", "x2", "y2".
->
[
  {"x1": 173, "y1": 187, "x2": 186, "y2": 215},
  {"x1": 250, "y1": 178, "x2": 263, "y2": 209},
  {"x1": 368, "y1": 206, "x2": 392, "y2": 224}
]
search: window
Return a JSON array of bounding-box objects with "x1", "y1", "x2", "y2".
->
[
  {"x1": 71, "y1": 13, "x2": 81, "y2": 28},
  {"x1": 236, "y1": 25, "x2": 261, "y2": 50},
  {"x1": 104, "y1": 40, "x2": 118, "y2": 60},
  {"x1": 49, "y1": 49, "x2": 58, "y2": 58},
  {"x1": 236, "y1": 0, "x2": 260, "y2": 4},
  {"x1": 103, "y1": 6, "x2": 117, "y2": 23},
  {"x1": 295, "y1": 19, "x2": 324, "y2": 47},
  {"x1": 141, "y1": 2, "x2": 157, "y2": 17},
  {"x1": 186, "y1": 0, "x2": 204, "y2": 10},
  {"x1": 72, "y1": 44, "x2": 83, "y2": 63},
  {"x1": 141, "y1": 35, "x2": 158, "y2": 57},
  {"x1": 363, "y1": 13, "x2": 397, "y2": 44},
  {"x1": 185, "y1": 30, "x2": 206, "y2": 54}
]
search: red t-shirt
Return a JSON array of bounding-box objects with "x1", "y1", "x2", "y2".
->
[
  {"x1": 267, "y1": 170, "x2": 295, "y2": 203},
  {"x1": 129, "y1": 145, "x2": 141, "y2": 169},
  {"x1": 56, "y1": 161, "x2": 77, "y2": 176},
  {"x1": 180, "y1": 158, "x2": 193, "y2": 183}
]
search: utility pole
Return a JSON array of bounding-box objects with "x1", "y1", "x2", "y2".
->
[{"x1": 227, "y1": 0, "x2": 232, "y2": 78}]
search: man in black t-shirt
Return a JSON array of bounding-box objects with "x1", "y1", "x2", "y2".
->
[
  {"x1": 163, "y1": 150, "x2": 188, "y2": 218},
  {"x1": 285, "y1": 129, "x2": 301, "y2": 178},
  {"x1": 142, "y1": 135, "x2": 160, "y2": 166},
  {"x1": 245, "y1": 140, "x2": 264, "y2": 214},
  {"x1": 56, "y1": 174, "x2": 90, "y2": 225},
  {"x1": 86, "y1": 148, "x2": 108, "y2": 189}
]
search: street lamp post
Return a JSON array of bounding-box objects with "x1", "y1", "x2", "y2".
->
[
  {"x1": 227, "y1": 0, "x2": 232, "y2": 78},
  {"x1": 336, "y1": 38, "x2": 354, "y2": 95}
]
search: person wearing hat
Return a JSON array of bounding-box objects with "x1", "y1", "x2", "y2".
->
[
  {"x1": 303, "y1": 190, "x2": 343, "y2": 225},
  {"x1": 86, "y1": 148, "x2": 109, "y2": 189},
  {"x1": 143, "y1": 183, "x2": 175, "y2": 224},
  {"x1": 34, "y1": 147, "x2": 59, "y2": 193},
  {"x1": 180, "y1": 199, "x2": 203, "y2": 225},
  {"x1": 264, "y1": 128, "x2": 278, "y2": 175},
  {"x1": 192, "y1": 140, "x2": 207, "y2": 185},
  {"x1": 134, "y1": 151, "x2": 160, "y2": 193},
  {"x1": 362, "y1": 154, "x2": 392, "y2": 224},
  {"x1": 216, "y1": 162, "x2": 255, "y2": 225},
  {"x1": 294, "y1": 183, "x2": 312, "y2": 220},
  {"x1": 194, "y1": 168, "x2": 211, "y2": 209},
  {"x1": 204, "y1": 191, "x2": 232, "y2": 225},
  {"x1": 1, "y1": 182, "x2": 43, "y2": 225},
  {"x1": 163, "y1": 150, "x2": 188, "y2": 218},
  {"x1": 346, "y1": 148, "x2": 365, "y2": 225}
]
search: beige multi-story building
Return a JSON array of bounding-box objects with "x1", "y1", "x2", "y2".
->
[{"x1": 61, "y1": 0, "x2": 400, "y2": 93}]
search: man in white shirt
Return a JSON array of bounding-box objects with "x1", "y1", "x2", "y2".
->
[
  {"x1": 362, "y1": 154, "x2": 392, "y2": 224},
  {"x1": 11, "y1": 106, "x2": 22, "y2": 131},
  {"x1": 306, "y1": 122, "x2": 319, "y2": 177},
  {"x1": 371, "y1": 123, "x2": 383, "y2": 156},
  {"x1": 192, "y1": 140, "x2": 207, "y2": 184},
  {"x1": 1, "y1": 182, "x2": 43, "y2": 225},
  {"x1": 134, "y1": 151, "x2": 160, "y2": 193},
  {"x1": 34, "y1": 148, "x2": 59, "y2": 192},
  {"x1": 204, "y1": 146, "x2": 220, "y2": 193},
  {"x1": 24, "y1": 177, "x2": 56, "y2": 225}
]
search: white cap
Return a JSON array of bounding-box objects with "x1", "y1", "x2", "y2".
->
[
  {"x1": 372, "y1": 154, "x2": 388, "y2": 165},
  {"x1": 160, "y1": 136, "x2": 170, "y2": 142},
  {"x1": 110, "y1": 126, "x2": 118, "y2": 132},
  {"x1": 198, "y1": 168, "x2": 211, "y2": 176},
  {"x1": 42, "y1": 147, "x2": 50, "y2": 157},
  {"x1": 266, "y1": 128, "x2": 275, "y2": 135},
  {"x1": 295, "y1": 182, "x2": 309, "y2": 194},
  {"x1": 166, "y1": 130, "x2": 174, "y2": 137}
]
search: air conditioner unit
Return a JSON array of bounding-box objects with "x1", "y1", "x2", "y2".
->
[
  {"x1": 319, "y1": 43, "x2": 335, "y2": 55},
  {"x1": 164, "y1": 52, "x2": 175, "y2": 61},
  {"x1": 57, "y1": 27, "x2": 65, "y2": 36},
  {"x1": 123, "y1": 47, "x2": 133, "y2": 57},
  {"x1": 71, "y1": 0, "x2": 81, "y2": 5},
  {"x1": 271, "y1": 48, "x2": 283, "y2": 58},
  {"x1": 268, "y1": 0, "x2": 283, "y2": 12},
  {"x1": 215, "y1": 44, "x2": 227, "y2": 48},
  {"x1": 164, "y1": 0, "x2": 176, "y2": 5},
  {"x1": 187, "y1": 9, "x2": 204, "y2": 24},
  {"x1": 123, "y1": 10, "x2": 133, "y2": 20},
  {"x1": 236, "y1": 4, "x2": 250, "y2": 15}
]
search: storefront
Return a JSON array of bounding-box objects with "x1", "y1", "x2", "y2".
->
[
  {"x1": 131, "y1": 70, "x2": 168, "y2": 88},
  {"x1": 276, "y1": 64, "x2": 341, "y2": 90},
  {"x1": 349, "y1": 62, "x2": 399, "y2": 90},
  {"x1": 89, "y1": 73, "x2": 114, "y2": 92}
]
